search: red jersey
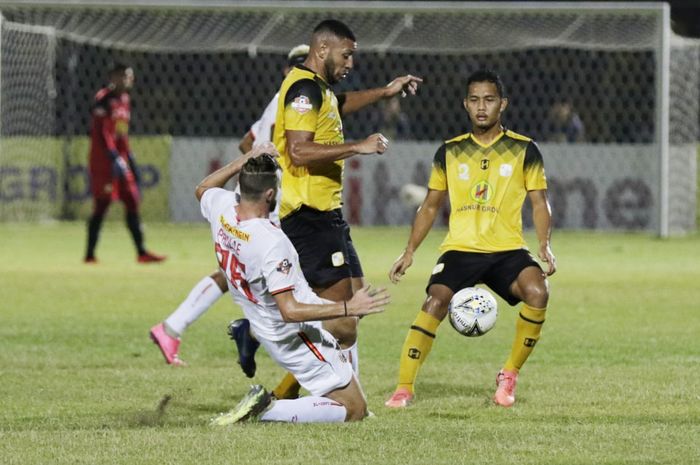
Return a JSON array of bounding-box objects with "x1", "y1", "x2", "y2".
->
[
  {"x1": 88, "y1": 87, "x2": 138, "y2": 202},
  {"x1": 88, "y1": 87, "x2": 132, "y2": 177}
]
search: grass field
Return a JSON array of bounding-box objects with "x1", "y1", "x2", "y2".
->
[{"x1": 1, "y1": 222, "x2": 699, "y2": 465}]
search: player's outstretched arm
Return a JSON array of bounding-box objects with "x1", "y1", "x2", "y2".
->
[
  {"x1": 287, "y1": 130, "x2": 388, "y2": 167},
  {"x1": 389, "y1": 188, "x2": 446, "y2": 284},
  {"x1": 195, "y1": 142, "x2": 278, "y2": 200},
  {"x1": 528, "y1": 189, "x2": 557, "y2": 276},
  {"x1": 273, "y1": 285, "x2": 390, "y2": 323},
  {"x1": 340, "y1": 74, "x2": 423, "y2": 115}
]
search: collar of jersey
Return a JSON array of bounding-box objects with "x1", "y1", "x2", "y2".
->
[
  {"x1": 294, "y1": 64, "x2": 328, "y2": 85},
  {"x1": 469, "y1": 130, "x2": 505, "y2": 149}
]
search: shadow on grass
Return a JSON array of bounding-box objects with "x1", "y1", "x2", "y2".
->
[{"x1": 418, "y1": 380, "x2": 492, "y2": 400}]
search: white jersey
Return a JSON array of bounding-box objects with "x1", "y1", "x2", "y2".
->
[
  {"x1": 235, "y1": 92, "x2": 281, "y2": 225},
  {"x1": 250, "y1": 93, "x2": 279, "y2": 145},
  {"x1": 200, "y1": 187, "x2": 322, "y2": 341}
]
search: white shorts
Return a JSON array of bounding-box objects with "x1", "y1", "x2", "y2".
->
[{"x1": 259, "y1": 321, "x2": 353, "y2": 397}]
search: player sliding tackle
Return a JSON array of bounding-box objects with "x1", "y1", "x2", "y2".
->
[{"x1": 198, "y1": 143, "x2": 389, "y2": 424}]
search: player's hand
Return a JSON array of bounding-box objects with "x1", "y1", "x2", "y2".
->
[
  {"x1": 385, "y1": 74, "x2": 423, "y2": 98},
  {"x1": 247, "y1": 141, "x2": 279, "y2": 160},
  {"x1": 112, "y1": 157, "x2": 130, "y2": 179},
  {"x1": 538, "y1": 243, "x2": 557, "y2": 276},
  {"x1": 356, "y1": 133, "x2": 389, "y2": 154},
  {"x1": 389, "y1": 249, "x2": 414, "y2": 284},
  {"x1": 347, "y1": 285, "x2": 390, "y2": 317}
]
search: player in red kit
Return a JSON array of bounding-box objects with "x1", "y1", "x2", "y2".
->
[{"x1": 84, "y1": 63, "x2": 165, "y2": 264}]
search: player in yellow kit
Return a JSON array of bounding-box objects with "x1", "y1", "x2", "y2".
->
[
  {"x1": 271, "y1": 19, "x2": 421, "y2": 399},
  {"x1": 385, "y1": 70, "x2": 557, "y2": 408}
]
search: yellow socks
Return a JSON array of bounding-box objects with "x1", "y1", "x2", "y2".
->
[
  {"x1": 272, "y1": 372, "x2": 301, "y2": 400},
  {"x1": 504, "y1": 303, "x2": 546, "y2": 372},
  {"x1": 397, "y1": 311, "x2": 441, "y2": 393}
]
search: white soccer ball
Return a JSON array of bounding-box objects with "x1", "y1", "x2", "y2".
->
[
  {"x1": 448, "y1": 287, "x2": 498, "y2": 337},
  {"x1": 399, "y1": 183, "x2": 428, "y2": 208}
]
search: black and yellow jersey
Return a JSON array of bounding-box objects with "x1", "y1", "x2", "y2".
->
[
  {"x1": 428, "y1": 129, "x2": 547, "y2": 253},
  {"x1": 274, "y1": 65, "x2": 345, "y2": 219}
]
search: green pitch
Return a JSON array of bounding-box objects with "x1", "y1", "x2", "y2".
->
[{"x1": 1, "y1": 223, "x2": 699, "y2": 465}]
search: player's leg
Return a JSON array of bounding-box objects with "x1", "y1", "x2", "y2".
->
[
  {"x1": 316, "y1": 219, "x2": 365, "y2": 375},
  {"x1": 258, "y1": 376, "x2": 366, "y2": 423},
  {"x1": 263, "y1": 324, "x2": 365, "y2": 422},
  {"x1": 151, "y1": 270, "x2": 228, "y2": 366},
  {"x1": 165, "y1": 270, "x2": 228, "y2": 336},
  {"x1": 316, "y1": 278, "x2": 357, "y2": 347},
  {"x1": 386, "y1": 251, "x2": 485, "y2": 407},
  {"x1": 272, "y1": 208, "x2": 356, "y2": 398},
  {"x1": 271, "y1": 268, "x2": 356, "y2": 400},
  {"x1": 486, "y1": 251, "x2": 549, "y2": 407},
  {"x1": 227, "y1": 317, "x2": 261, "y2": 378},
  {"x1": 212, "y1": 324, "x2": 359, "y2": 424},
  {"x1": 120, "y1": 180, "x2": 165, "y2": 263},
  {"x1": 85, "y1": 195, "x2": 111, "y2": 262},
  {"x1": 385, "y1": 284, "x2": 451, "y2": 408},
  {"x1": 343, "y1": 276, "x2": 366, "y2": 375}
]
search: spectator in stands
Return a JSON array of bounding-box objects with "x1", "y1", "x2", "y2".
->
[
  {"x1": 373, "y1": 97, "x2": 412, "y2": 139},
  {"x1": 544, "y1": 98, "x2": 585, "y2": 143}
]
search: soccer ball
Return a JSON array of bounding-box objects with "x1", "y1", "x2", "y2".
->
[
  {"x1": 448, "y1": 287, "x2": 498, "y2": 337},
  {"x1": 399, "y1": 183, "x2": 428, "y2": 208}
]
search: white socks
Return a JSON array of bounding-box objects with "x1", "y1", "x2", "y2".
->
[
  {"x1": 259, "y1": 397, "x2": 347, "y2": 423},
  {"x1": 165, "y1": 276, "x2": 224, "y2": 336}
]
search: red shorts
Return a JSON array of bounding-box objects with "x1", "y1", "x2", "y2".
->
[{"x1": 90, "y1": 170, "x2": 140, "y2": 206}]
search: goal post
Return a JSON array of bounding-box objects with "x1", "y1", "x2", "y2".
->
[{"x1": 0, "y1": 1, "x2": 696, "y2": 235}]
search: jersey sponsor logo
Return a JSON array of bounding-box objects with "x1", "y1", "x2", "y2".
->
[
  {"x1": 480, "y1": 159, "x2": 490, "y2": 170},
  {"x1": 115, "y1": 120, "x2": 129, "y2": 135},
  {"x1": 313, "y1": 400, "x2": 345, "y2": 407},
  {"x1": 219, "y1": 215, "x2": 250, "y2": 241},
  {"x1": 291, "y1": 95, "x2": 313, "y2": 114},
  {"x1": 331, "y1": 251, "x2": 345, "y2": 267},
  {"x1": 456, "y1": 204, "x2": 500, "y2": 214},
  {"x1": 470, "y1": 181, "x2": 493, "y2": 204},
  {"x1": 500, "y1": 164, "x2": 513, "y2": 177},
  {"x1": 276, "y1": 258, "x2": 292, "y2": 275}
]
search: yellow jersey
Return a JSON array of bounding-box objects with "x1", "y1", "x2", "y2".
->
[
  {"x1": 428, "y1": 130, "x2": 547, "y2": 253},
  {"x1": 274, "y1": 65, "x2": 345, "y2": 219}
]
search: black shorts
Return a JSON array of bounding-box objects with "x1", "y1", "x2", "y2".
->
[
  {"x1": 281, "y1": 206, "x2": 363, "y2": 288},
  {"x1": 427, "y1": 249, "x2": 541, "y2": 306}
]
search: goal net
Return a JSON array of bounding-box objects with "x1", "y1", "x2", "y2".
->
[{"x1": 0, "y1": 2, "x2": 697, "y2": 235}]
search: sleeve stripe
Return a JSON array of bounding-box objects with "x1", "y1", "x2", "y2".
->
[{"x1": 270, "y1": 286, "x2": 295, "y2": 295}]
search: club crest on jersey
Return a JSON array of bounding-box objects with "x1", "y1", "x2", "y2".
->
[
  {"x1": 331, "y1": 251, "x2": 345, "y2": 267},
  {"x1": 276, "y1": 259, "x2": 292, "y2": 275},
  {"x1": 470, "y1": 181, "x2": 493, "y2": 204},
  {"x1": 291, "y1": 95, "x2": 313, "y2": 114},
  {"x1": 500, "y1": 164, "x2": 513, "y2": 177}
]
